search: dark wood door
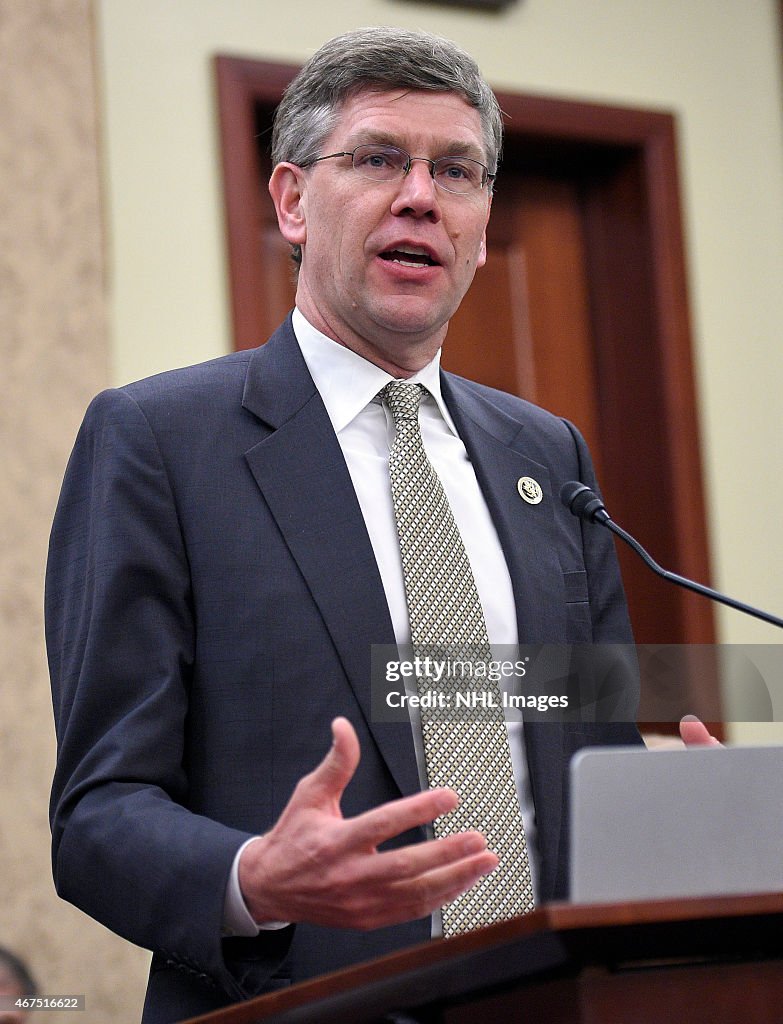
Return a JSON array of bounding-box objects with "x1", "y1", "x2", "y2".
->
[
  {"x1": 215, "y1": 57, "x2": 719, "y2": 727},
  {"x1": 445, "y1": 174, "x2": 604, "y2": 476}
]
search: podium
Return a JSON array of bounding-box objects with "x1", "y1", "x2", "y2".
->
[{"x1": 182, "y1": 894, "x2": 783, "y2": 1023}]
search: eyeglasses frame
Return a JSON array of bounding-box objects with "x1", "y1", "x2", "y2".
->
[{"x1": 299, "y1": 144, "x2": 496, "y2": 195}]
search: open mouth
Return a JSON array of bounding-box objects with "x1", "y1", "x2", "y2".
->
[{"x1": 379, "y1": 247, "x2": 439, "y2": 269}]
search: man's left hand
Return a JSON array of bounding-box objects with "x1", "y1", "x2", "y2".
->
[{"x1": 679, "y1": 714, "x2": 722, "y2": 746}]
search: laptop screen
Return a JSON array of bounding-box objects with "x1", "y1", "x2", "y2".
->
[{"x1": 569, "y1": 744, "x2": 783, "y2": 903}]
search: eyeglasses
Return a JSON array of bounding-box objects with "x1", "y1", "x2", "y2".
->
[{"x1": 300, "y1": 144, "x2": 495, "y2": 196}]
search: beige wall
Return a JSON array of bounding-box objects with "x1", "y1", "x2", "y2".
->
[
  {"x1": 0, "y1": 0, "x2": 149, "y2": 1020},
  {"x1": 3, "y1": 1, "x2": 782, "y2": 1021}
]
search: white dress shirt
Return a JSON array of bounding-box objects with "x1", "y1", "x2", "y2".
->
[{"x1": 223, "y1": 309, "x2": 538, "y2": 935}]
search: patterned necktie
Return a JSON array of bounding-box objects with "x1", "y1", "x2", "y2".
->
[{"x1": 381, "y1": 380, "x2": 535, "y2": 935}]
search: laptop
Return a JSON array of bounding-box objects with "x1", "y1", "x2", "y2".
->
[{"x1": 568, "y1": 744, "x2": 783, "y2": 903}]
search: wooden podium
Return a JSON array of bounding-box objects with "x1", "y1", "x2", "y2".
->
[{"x1": 183, "y1": 894, "x2": 783, "y2": 1024}]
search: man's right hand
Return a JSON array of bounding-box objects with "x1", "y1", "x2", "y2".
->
[{"x1": 238, "y1": 717, "x2": 498, "y2": 931}]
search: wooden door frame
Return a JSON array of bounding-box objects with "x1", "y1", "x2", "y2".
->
[{"x1": 214, "y1": 55, "x2": 717, "y2": 722}]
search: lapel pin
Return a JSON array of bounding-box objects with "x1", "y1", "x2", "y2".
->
[{"x1": 517, "y1": 476, "x2": 543, "y2": 505}]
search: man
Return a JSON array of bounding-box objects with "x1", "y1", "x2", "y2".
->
[{"x1": 46, "y1": 26, "x2": 712, "y2": 1023}]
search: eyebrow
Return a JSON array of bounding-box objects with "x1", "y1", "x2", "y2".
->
[{"x1": 344, "y1": 129, "x2": 487, "y2": 163}]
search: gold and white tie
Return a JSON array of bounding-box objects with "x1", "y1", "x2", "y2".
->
[{"x1": 382, "y1": 380, "x2": 535, "y2": 935}]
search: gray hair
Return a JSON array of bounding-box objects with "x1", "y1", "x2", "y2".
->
[
  {"x1": 271, "y1": 28, "x2": 502, "y2": 267},
  {"x1": 271, "y1": 27, "x2": 502, "y2": 171}
]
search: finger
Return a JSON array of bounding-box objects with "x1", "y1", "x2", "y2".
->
[
  {"x1": 679, "y1": 714, "x2": 721, "y2": 747},
  {"x1": 272, "y1": 846, "x2": 500, "y2": 933},
  {"x1": 419, "y1": 850, "x2": 500, "y2": 907},
  {"x1": 364, "y1": 850, "x2": 500, "y2": 929},
  {"x1": 344, "y1": 786, "x2": 460, "y2": 851},
  {"x1": 369, "y1": 830, "x2": 490, "y2": 883},
  {"x1": 294, "y1": 717, "x2": 361, "y2": 807}
]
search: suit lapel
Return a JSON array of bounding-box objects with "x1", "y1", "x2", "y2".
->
[
  {"x1": 440, "y1": 373, "x2": 568, "y2": 643},
  {"x1": 441, "y1": 372, "x2": 566, "y2": 894},
  {"x1": 241, "y1": 320, "x2": 420, "y2": 799}
]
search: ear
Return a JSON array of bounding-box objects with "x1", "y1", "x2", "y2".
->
[
  {"x1": 476, "y1": 193, "x2": 492, "y2": 269},
  {"x1": 268, "y1": 163, "x2": 308, "y2": 247},
  {"x1": 476, "y1": 230, "x2": 488, "y2": 269}
]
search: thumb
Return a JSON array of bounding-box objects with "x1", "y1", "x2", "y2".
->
[{"x1": 295, "y1": 717, "x2": 361, "y2": 808}]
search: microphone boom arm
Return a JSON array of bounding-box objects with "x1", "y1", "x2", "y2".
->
[
  {"x1": 560, "y1": 480, "x2": 783, "y2": 630},
  {"x1": 604, "y1": 517, "x2": 783, "y2": 629}
]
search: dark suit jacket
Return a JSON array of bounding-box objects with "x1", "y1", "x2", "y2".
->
[{"x1": 46, "y1": 316, "x2": 640, "y2": 1022}]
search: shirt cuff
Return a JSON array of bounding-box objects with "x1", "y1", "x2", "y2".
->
[{"x1": 222, "y1": 837, "x2": 291, "y2": 935}]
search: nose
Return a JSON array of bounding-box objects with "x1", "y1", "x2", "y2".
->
[{"x1": 389, "y1": 159, "x2": 442, "y2": 221}]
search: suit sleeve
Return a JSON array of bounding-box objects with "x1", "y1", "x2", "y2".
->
[{"x1": 45, "y1": 388, "x2": 292, "y2": 1001}]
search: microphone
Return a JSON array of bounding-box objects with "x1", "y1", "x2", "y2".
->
[{"x1": 560, "y1": 481, "x2": 783, "y2": 629}]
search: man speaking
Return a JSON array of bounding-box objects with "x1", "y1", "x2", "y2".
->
[{"x1": 48, "y1": 26, "x2": 648, "y2": 1023}]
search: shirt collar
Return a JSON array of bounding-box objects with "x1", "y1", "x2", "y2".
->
[{"x1": 292, "y1": 307, "x2": 458, "y2": 435}]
